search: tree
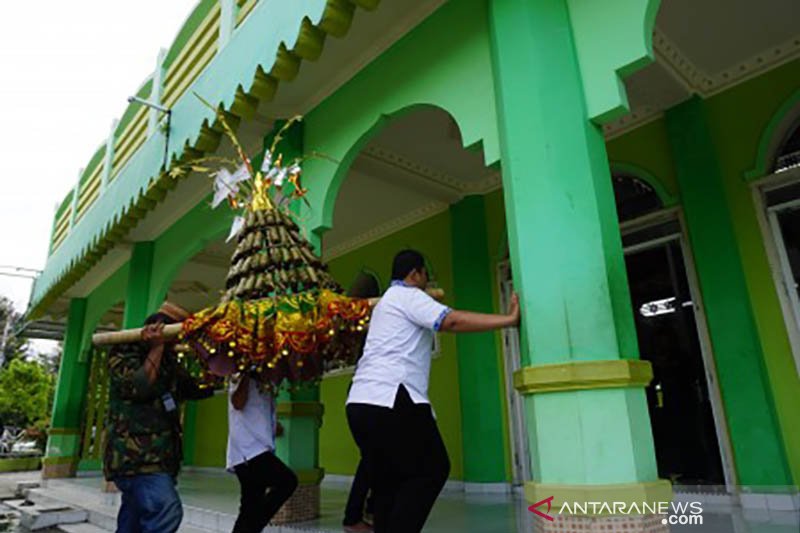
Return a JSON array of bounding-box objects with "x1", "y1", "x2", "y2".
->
[
  {"x1": 0, "y1": 358, "x2": 54, "y2": 430},
  {"x1": 0, "y1": 296, "x2": 28, "y2": 368}
]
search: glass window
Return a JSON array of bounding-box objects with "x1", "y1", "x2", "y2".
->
[{"x1": 613, "y1": 174, "x2": 663, "y2": 222}]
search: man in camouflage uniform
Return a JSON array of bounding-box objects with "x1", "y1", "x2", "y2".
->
[{"x1": 104, "y1": 302, "x2": 213, "y2": 533}]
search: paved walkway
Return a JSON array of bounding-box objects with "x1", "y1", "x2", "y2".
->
[{"x1": 1, "y1": 470, "x2": 799, "y2": 532}]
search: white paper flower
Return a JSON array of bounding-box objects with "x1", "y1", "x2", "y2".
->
[
  {"x1": 212, "y1": 168, "x2": 234, "y2": 208},
  {"x1": 212, "y1": 165, "x2": 251, "y2": 208},
  {"x1": 260, "y1": 149, "x2": 273, "y2": 173},
  {"x1": 274, "y1": 167, "x2": 289, "y2": 188},
  {"x1": 226, "y1": 216, "x2": 246, "y2": 242}
]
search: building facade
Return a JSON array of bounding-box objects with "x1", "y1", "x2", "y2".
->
[{"x1": 28, "y1": 0, "x2": 800, "y2": 530}]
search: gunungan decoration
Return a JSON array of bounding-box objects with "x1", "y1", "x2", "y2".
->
[{"x1": 167, "y1": 96, "x2": 372, "y2": 391}]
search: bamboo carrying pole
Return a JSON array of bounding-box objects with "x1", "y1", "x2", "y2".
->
[{"x1": 91, "y1": 288, "x2": 446, "y2": 346}]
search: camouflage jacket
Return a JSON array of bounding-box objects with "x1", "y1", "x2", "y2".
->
[{"x1": 103, "y1": 341, "x2": 212, "y2": 480}]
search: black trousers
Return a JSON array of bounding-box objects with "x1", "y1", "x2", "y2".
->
[
  {"x1": 343, "y1": 457, "x2": 374, "y2": 526},
  {"x1": 346, "y1": 386, "x2": 450, "y2": 533},
  {"x1": 232, "y1": 451, "x2": 298, "y2": 533}
]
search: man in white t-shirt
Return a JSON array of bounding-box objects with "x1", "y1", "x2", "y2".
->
[
  {"x1": 227, "y1": 373, "x2": 297, "y2": 532},
  {"x1": 346, "y1": 250, "x2": 520, "y2": 533}
]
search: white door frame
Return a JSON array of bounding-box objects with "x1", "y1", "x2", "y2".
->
[
  {"x1": 495, "y1": 207, "x2": 738, "y2": 490},
  {"x1": 751, "y1": 167, "x2": 800, "y2": 377},
  {"x1": 496, "y1": 261, "x2": 532, "y2": 486},
  {"x1": 621, "y1": 208, "x2": 738, "y2": 491}
]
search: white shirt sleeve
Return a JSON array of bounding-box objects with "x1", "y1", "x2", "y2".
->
[{"x1": 401, "y1": 288, "x2": 452, "y2": 331}]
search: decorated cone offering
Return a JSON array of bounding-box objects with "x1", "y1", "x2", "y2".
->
[{"x1": 175, "y1": 104, "x2": 371, "y2": 391}]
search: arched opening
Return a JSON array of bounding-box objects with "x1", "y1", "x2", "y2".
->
[
  {"x1": 163, "y1": 238, "x2": 234, "y2": 314},
  {"x1": 318, "y1": 105, "x2": 505, "y2": 481},
  {"x1": 614, "y1": 173, "x2": 726, "y2": 486},
  {"x1": 322, "y1": 105, "x2": 496, "y2": 261},
  {"x1": 612, "y1": 173, "x2": 664, "y2": 222},
  {"x1": 775, "y1": 120, "x2": 800, "y2": 173},
  {"x1": 346, "y1": 270, "x2": 381, "y2": 299}
]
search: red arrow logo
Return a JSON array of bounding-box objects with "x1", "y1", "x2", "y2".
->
[{"x1": 528, "y1": 496, "x2": 555, "y2": 521}]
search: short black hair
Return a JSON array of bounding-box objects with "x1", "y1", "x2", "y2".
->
[
  {"x1": 143, "y1": 312, "x2": 179, "y2": 326},
  {"x1": 391, "y1": 249, "x2": 426, "y2": 280}
]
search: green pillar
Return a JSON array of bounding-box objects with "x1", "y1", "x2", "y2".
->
[
  {"x1": 275, "y1": 385, "x2": 323, "y2": 484},
  {"x1": 182, "y1": 401, "x2": 199, "y2": 465},
  {"x1": 488, "y1": 0, "x2": 669, "y2": 512},
  {"x1": 450, "y1": 196, "x2": 507, "y2": 483},
  {"x1": 44, "y1": 298, "x2": 88, "y2": 478},
  {"x1": 123, "y1": 241, "x2": 156, "y2": 328},
  {"x1": 665, "y1": 97, "x2": 793, "y2": 487},
  {"x1": 275, "y1": 119, "x2": 324, "y2": 521}
]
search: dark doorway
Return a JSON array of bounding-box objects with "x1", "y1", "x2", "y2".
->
[
  {"x1": 612, "y1": 175, "x2": 726, "y2": 486},
  {"x1": 623, "y1": 227, "x2": 725, "y2": 486}
]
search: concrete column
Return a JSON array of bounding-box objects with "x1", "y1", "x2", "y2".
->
[
  {"x1": 123, "y1": 242, "x2": 156, "y2": 328},
  {"x1": 450, "y1": 195, "x2": 507, "y2": 484},
  {"x1": 488, "y1": 0, "x2": 669, "y2": 529},
  {"x1": 43, "y1": 298, "x2": 88, "y2": 478},
  {"x1": 665, "y1": 97, "x2": 793, "y2": 488},
  {"x1": 273, "y1": 119, "x2": 324, "y2": 523}
]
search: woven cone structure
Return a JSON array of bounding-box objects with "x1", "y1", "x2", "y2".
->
[{"x1": 176, "y1": 110, "x2": 371, "y2": 391}]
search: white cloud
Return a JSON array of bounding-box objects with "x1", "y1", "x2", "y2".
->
[{"x1": 0, "y1": 1, "x2": 198, "y2": 313}]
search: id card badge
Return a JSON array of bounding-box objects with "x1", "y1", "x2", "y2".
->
[{"x1": 162, "y1": 392, "x2": 177, "y2": 412}]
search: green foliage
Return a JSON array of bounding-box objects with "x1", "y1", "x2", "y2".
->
[
  {"x1": 0, "y1": 296, "x2": 28, "y2": 368},
  {"x1": 0, "y1": 358, "x2": 54, "y2": 429}
]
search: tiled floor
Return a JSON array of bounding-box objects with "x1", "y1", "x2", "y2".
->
[
  {"x1": 66, "y1": 472, "x2": 525, "y2": 532},
  {"x1": 19, "y1": 472, "x2": 800, "y2": 532}
]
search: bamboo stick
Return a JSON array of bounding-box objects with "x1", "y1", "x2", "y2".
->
[
  {"x1": 92, "y1": 288, "x2": 445, "y2": 346},
  {"x1": 92, "y1": 323, "x2": 184, "y2": 346}
]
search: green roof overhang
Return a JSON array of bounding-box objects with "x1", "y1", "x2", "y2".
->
[{"x1": 29, "y1": 0, "x2": 377, "y2": 319}]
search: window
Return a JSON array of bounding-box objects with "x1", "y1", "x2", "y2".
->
[
  {"x1": 775, "y1": 122, "x2": 800, "y2": 173},
  {"x1": 613, "y1": 174, "x2": 663, "y2": 222}
]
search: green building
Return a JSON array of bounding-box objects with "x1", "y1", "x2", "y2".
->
[{"x1": 26, "y1": 0, "x2": 800, "y2": 530}]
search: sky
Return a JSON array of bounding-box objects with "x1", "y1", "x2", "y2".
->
[{"x1": 0, "y1": 1, "x2": 198, "y2": 318}]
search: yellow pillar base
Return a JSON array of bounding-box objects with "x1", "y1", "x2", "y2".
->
[
  {"x1": 41, "y1": 456, "x2": 78, "y2": 479},
  {"x1": 272, "y1": 483, "x2": 320, "y2": 524}
]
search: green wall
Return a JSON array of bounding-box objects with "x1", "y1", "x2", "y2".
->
[
  {"x1": 451, "y1": 196, "x2": 506, "y2": 482},
  {"x1": 483, "y1": 189, "x2": 513, "y2": 481},
  {"x1": 703, "y1": 59, "x2": 800, "y2": 485},
  {"x1": 606, "y1": 118, "x2": 679, "y2": 202},
  {"x1": 666, "y1": 97, "x2": 790, "y2": 486},
  {"x1": 321, "y1": 211, "x2": 465, "y2": 478},
  {"x1": 603, "y1": 58, "x2": 800, "y2": 486},
  {"x1": 190, "y1": 393, "x2": 228, "y2": 468}
]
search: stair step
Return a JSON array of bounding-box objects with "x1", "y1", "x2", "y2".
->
[
  {"x1": 4, "y1": 498, "x2": 88, "y2": 530},
  {"x1": 58, "y1": 523, "x2": 109, "y2": 533}
]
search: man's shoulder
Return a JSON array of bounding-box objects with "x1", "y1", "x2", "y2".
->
[
  {"x1": 383, "y1": 284, "x2": 424, "y2": 300},
  {"x1": 384, "y1": 285, "x2": 436, "y2": 308}
]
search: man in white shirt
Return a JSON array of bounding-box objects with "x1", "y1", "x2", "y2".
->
[
  {"x1": 346, "y1": 249, "x2": 520, "y2": 533},
  {"x1": 227, "y1": 373, "x2": 297, "y2": 532}
]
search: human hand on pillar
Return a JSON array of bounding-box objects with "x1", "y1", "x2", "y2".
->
[{"x1": 507, "y1": 293, "x2": 520, "y2": 326}]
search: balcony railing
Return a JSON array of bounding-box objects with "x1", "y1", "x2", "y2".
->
[{"x1": 48, "y1": 0, "x2": 258, "y2": 254}]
